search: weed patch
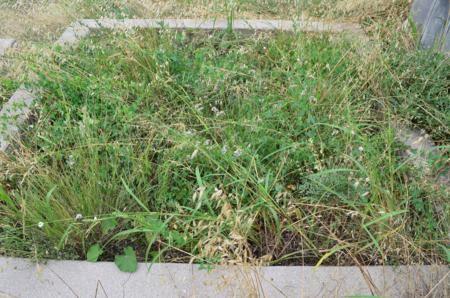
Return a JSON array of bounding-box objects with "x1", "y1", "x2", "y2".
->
[{"x1": 0, "y1": 29, "x2": 448, "y2": 267}]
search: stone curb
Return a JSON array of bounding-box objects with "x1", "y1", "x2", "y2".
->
[
  {"x1": 0, "y1": 257, "x2": 448, "y2": 297},
  {"x1": 54, "y1": 18, "x2": 365, "y2": 46},
  {"x1": 0, "y1": 39, "x2": 16, "y2": 56}
]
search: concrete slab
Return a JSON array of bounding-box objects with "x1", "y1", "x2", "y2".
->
[
  {"x1": 0, "y1": 39, "x2": 16, "y2": 56},
  {"x1": 55, "y1": 22, "x2": 91, "y2": 46},
  {"x1": 0, "y1": 257, "x2": 448, "y2": 297}
]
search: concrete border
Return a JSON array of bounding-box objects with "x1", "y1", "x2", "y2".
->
[
  {"x1": 0, "y1": 257, "x2": 448, "y2": 297},
  {"x1": 56, "y1": 19, "x2": 366, "y2": 46}
]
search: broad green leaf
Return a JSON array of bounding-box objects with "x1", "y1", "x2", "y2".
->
[
  {"x1": 114, "y1": 246, "x2": 138, "y2": 272},
  {"x1": 101, "y1": 218, "x2": 118, "y2": 234},
  {"x1": 87, "y1": 244, "x2": 103, "y2": 262},
  {"x1": 145, "y1": 215, "x2": 165, "y2": 232},
  {"x1": 168, "y1": 231, "x2": 186, "y2": 246}
]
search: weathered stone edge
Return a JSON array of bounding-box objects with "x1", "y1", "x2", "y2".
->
[
  {"x1": 0, "y1": 257, "x2": 448, "y2": 297},
  {"x1": 55, "y1": 18, "x2": 367, "y2": 46}
]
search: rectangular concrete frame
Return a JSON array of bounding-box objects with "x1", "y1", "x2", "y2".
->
[
  {"x1": 0, "y1": 257, "x2": 448, "y2": 297},
  {"x1": 0, "y1": 19, "x2": 448, "y2": 297}
]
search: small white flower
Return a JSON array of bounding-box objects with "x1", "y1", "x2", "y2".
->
[
  {"x1": 358, "y1": 146, "x2": 364, "y2": 152},
  {"x1": 67, "y1": 155, "x2": 75, "y2": 167},
  {"x1": 365, "y1": 177, "x2": 370, "y2": 183},
  {"x1": 75, "y1": 213, "x2": 83, "y2": 221},
  {"x1": 354, "y1": 181, "x2": 360, "y2": 188},
  {"x1": 221, "y1": 145, "x2": 228, "y2": 155},
  {"x1": 194, "y1": 103, "x2": 204, "y2": 112},
  {"x1": 211, "y1": 106, "x2": 220, "y2": 114},
  {"x1": 233, "y1": 148, "x2": 242, "y2": 158},
  {"x1": 211, "y1": 106, "x2": 225, "y2": 117},
  {"x1": 204, "y1": 139, "x2": 211, "y2": 146},
  {"x1": 93, "y1": 216, "x2": 98, "y2": 221},
  {"x1": 351, "y1": 130, "x2": 356, "y2": 135},
  {"x1": 37, "y1": 222, "x2": 44, "y2": 229}
]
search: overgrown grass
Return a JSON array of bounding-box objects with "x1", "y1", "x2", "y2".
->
[
  {"x1": 0, "y1": 28, "x2": 448, "y2": 266},
  {"x1": 0, "y1": 53, "x2": 20, "y2": 106}
]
